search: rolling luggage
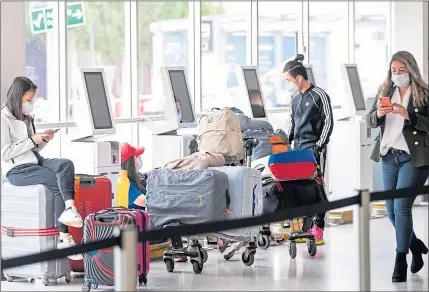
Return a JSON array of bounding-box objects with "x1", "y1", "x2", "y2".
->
[
  {"x1": 210, "y1": 166, "x2": 263, "y2": 237},
  {"x1": 82, "y1": 208, "x2": 149, "y2": 291},
  {"x1": 70, "y1": 174, "x2": 112, "y2": 272},
  {"x1": 146, "y1": 168, "x2": 229, "y2": 229},
  {"x1": 1, "y1": 182, "x2": 71, "y2": 285}
]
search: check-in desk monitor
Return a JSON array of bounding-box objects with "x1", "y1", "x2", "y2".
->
[{"x1": 241, "y1": 66, "x2": 268, "y2": 120}]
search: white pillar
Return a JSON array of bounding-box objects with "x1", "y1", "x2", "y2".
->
[
  {"x1": 0, "y1": 1, "x2": 26, "y2": 105},
  {"x1": 391, "y1": 1, "x2": 426, "y2": 79}
]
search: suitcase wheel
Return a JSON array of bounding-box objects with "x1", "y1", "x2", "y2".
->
[
  {"x1": 191, "y1": 260, "x2": 203, "y2": 274},
  {"x1": 164, "y1": 258, "x2": 175, "y2": 273},
  {"x1": 289, "y1": 241, "x2": 297, "y2": 259},
  {"x1": 307, "y1": 239, "x2": 317, "y2": 256},
  {"x1": 138, "y1": 274, "x2": 147, "y2": 285},
  {"x1": 241, "y1": 250, "x2": 255, "y2": 266},
  {"x1": 257, "y1": 234, "x2": 270, "y2": 250}
]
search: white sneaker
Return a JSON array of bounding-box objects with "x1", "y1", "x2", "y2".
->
[
  {"x1": 58, "y1": 207, "x2": 83, "y2": 228},
  {"x1": 57, "y1": 235, "x2": 83, "y2": 261}
]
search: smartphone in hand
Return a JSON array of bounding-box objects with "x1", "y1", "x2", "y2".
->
[{"x1": 379, "y1": 97, "x2": 393, "y2": 109}]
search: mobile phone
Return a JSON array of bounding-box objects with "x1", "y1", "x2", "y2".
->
[
  {"x1": 379, "y1": 97, "x2": 393, "y2": 108},
  {"x1": 52, "y1": 129, "x2": 60, "y2": 133}
]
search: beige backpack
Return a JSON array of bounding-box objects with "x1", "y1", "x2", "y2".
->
[{"x1": 197, "y1": 109, "x2": 244, "y2": 160}]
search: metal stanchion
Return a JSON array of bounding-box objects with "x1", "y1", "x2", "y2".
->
[
  {"x1": 359, "y1": 190, "x2": 371, "y2": 291},
  {"x1": 114, "y1": 225, "x2": 137, "y2": 292}
]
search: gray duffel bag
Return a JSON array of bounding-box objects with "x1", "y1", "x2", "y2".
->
[{"x1": 146, "y1": 168, "x2": 229, "y2": 229}]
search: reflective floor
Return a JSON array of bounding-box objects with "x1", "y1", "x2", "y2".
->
[{"x1": 1, "y1": 207, "x2": 428, "y2": 291}]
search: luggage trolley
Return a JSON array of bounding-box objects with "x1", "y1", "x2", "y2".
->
[
  {"x1": 161, "y1": 138, "x2": 261, "y2": 273},
  {"x1": 254, "y1": 150, "x2": 325, "y2": 258}
]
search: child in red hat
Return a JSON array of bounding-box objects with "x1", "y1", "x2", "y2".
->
[{"x1": 120, "y1": 143, "x2": 147, "y2": 209}]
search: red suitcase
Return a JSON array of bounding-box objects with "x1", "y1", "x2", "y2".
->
[
  {"x1": 70, "y1": 174, "x2": 112, "y2": 272},
  {"x1": 82, "y1": 208, "x2": 149, "y2": 291}
]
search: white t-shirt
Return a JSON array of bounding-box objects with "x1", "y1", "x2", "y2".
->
[{"x1": 380, "y1": 87, "x2": 411, "y2": 156}]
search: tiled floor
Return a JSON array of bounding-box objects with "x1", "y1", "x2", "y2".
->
[{"x1": 1, "y1": 207, "x2": 428, "y2": 291}]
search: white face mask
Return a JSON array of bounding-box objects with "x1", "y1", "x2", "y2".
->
[
  {"x1": 22, "y1": 101, "x2": 35, "y2": 115},
  {"x1": 391, "y1": 73, "x2": 410, "y2": 88},
  {"x1": 286, "y1": 79, "x2": 300, "y2": 96}
]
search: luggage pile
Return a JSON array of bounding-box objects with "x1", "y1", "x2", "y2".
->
[{"x1": 146, "y1": 109, "x2": 264, "y2": 273}]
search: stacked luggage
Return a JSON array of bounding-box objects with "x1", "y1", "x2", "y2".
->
[
  {"x1": 147, "y1": 109, "x2": 263, "y2": 273},
  {"x1": 255, "y1": 149, "x2": 326, "y2": 258}
]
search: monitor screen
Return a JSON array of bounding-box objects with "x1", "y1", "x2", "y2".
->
[
  {"x1": 306, "y1": 67, "x2": 315, "y2": 85},
  {"x1": 83, "y1": 72, "x2": 113, "y2": 129},
  {"x1": 168, "y1": 70, "x2": 195, "y2": 123},
  {"x1": 346, "y1": 66, "x2": 366, "y2": 111},
  {"x1": 243, "y1": 68, "x2": 267, "y2": 118}
]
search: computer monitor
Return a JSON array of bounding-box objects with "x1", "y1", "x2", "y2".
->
[
  {"x1": 80, "y1": 68, "x2": 116, "y2": 136},
  {"x1": 339, "y1": 64, "x2": 367, "y2": 119},
  {"x1": 304, "y1": 64, "x2": 316, "y2": 85},
  {"x1": 241, "y1": 66, "x2": 268, "y2": 120},
  {"x1": 162, "y1": 66, "x2": 197, "y2": 129}
]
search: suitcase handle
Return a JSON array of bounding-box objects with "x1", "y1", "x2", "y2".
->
[
  {"x1": 94, "y1": 206, "x2": 128, "y2": 216},
  {"x1": 94, "y1": 214, "x2": 120, "y2": 223},
  {"x1": 75, "y1": 174, "x2": 97, "y2": 188}
]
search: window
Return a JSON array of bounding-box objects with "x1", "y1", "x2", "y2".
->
[
  {"x1": 67, "y1": 2, "x2": 128, "y2": 121},
  {"x1": 25, "y1": 1, "x2": 60, "y2": 123},
  {"x1": 309, "y1": 2, "x2": 349, "y2": 106},
  {"x1": 137, "y1": 2, "x2": 190, "y2": 117},
  {"x1": 201, "y1": 1, "x2": 251, "y2": 112},
  {"x1": 355, "y1": 2, "x2": 390, "y2": 100},
  {"x1": 258, "y1": 1, "x2": 302, "y2": 108}
]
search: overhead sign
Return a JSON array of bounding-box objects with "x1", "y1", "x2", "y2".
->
[{"x1": 29, "y1": 2, "x2": 85, "y2": 34}]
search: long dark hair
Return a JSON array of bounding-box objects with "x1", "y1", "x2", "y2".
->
[
  {"x1": 378, "y1": 51, "x2": 429, "y2": 107},
  {"x1": 3, "y1": 77, "x2": 37, "y2": 120},
  {"x1": 121, "y1": 158, "x2": 145, "y2": 193}
]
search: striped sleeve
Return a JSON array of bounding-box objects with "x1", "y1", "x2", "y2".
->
[{"x1": 312, "y1": 87, "x2": 334, "y2": 149}]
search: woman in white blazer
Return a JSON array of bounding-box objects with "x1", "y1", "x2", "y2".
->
[{"x1": 1, "y1": 77, "x2": 83, "y2": 260}]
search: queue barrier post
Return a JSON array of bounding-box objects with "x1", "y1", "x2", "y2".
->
[
  {"x1": 359, "y1": 189, "x2": 371, "y2": 291},
  {"x1": 114, "y1": 226, "x2": 137, "y2": 292}
]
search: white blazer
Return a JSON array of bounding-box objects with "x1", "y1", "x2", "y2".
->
[{"x1": 0, "y1": 106, "x2": 48, "y2": 177}]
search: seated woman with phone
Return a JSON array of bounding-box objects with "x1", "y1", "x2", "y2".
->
[
  {"x1": 1, "y1": 77, "x2": 83, "y2": 260},
  {"x1": 366, "y1": 51, "x2": 429, "y2": 283}
]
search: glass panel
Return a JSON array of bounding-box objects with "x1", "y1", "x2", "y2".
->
[
  {"x1": 25, "y1": 1, "x2": 60, "y2": 123},
  {"x1": 309, "y1": 1, "x2": 349, "y2": 106},
  {"x1": 201, "y1": 1, "x2": 251, "y2": 112},
  {"x1": 258, "y1": 1, "x2": 302, "y2": 108},
  {"x1": 137, "y1": 2, "x2": 191, "y2": 117},
  {"x1": 355, "y1": 2, "x2": 390, "y2": 100},
  {"x1": 67, "y1": 2, "x2": 127, "y2": 120}
]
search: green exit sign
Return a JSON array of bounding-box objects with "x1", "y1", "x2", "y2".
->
[
  {"x1": 67, "y1": 3, "x2": 85, "y2": 27},
  {"x1": 29, "y1": 2, "x2": 85, "y2": 34}
]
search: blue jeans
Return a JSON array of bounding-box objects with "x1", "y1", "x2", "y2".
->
[{"x1": 381, "y1": 152, "x2": 429, "y2": 253}]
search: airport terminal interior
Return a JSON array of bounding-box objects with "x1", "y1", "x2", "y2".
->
[{"x1": 0, "y1": 1, "x2": 428, "y2": 291}]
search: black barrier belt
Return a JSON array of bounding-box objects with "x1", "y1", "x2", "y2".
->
[
  {"x1": 1, "y1": 195, "x2": 360, "y2": 270},
  {"x1": 371, "y1": 185, "x2": 428, "y2": 202},
  {"x1": 2, "y1": 185, "x2": 427, "y2": 270}
]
